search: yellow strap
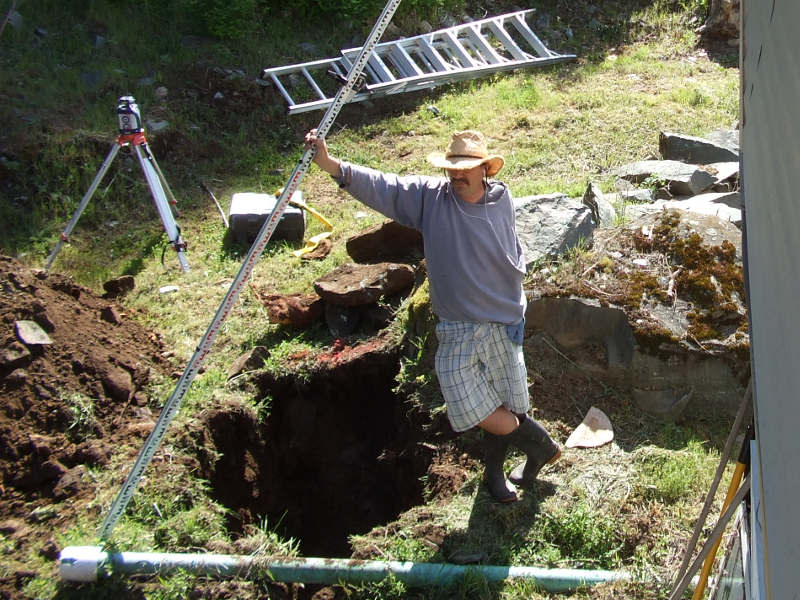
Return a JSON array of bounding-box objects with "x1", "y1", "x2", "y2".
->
[
  {"x1": 276, "y1": 189, "x2": 334, "y2": 257},
  {"x1": 293, "y1": 231, "x2": 332, "y2": 258}
]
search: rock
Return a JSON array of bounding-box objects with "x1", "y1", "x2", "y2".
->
[
  {"x1": 39, "y1": 459, "x2": 68, "y2": 482},
  {"x1": 100, "y1": 305, "x2": 122, "y2": 324},
  {"x1": 525, "y1": 297, "x2": 636, "y2": 371},
  {"x1": 698, "y1": 0, "x2": 740, "y2": 39},
  {"x1": 345, "y1": 220, "x2": 424, "y2": 263},
  {"x1": 96, "y1": 362, "x2": 134, "y2": 402},
  {"x1": 52, "y1": 465, "x2": 87, "y2": 500},
  {"x1": 324, "y1": 304, "x2": 361, "y2": 338},
  {"x1": 705, "y1": 129, "x2": 739, "y2": 152},
  {"x1": 614, "y1": 160, "x2": 716, "y2": 195},
  {"x1": 0, "y1": 518, "x2": 25, "y2": 536},
  {"x1": 525, "y1": 210, "x2": 747, "y2": 417},
  {"x1": 102, "y1": 275, "x2": 135, "y2": 298},
  {"x1": 625, "y1": 192, "x2": 742, "y2": 227},
  {"x1": 565, "y1": 406, "x2": 614, "y2": 448},
  {"x1": 361, "y1": 303, "x2": 395, "y2": 332},
  {"x1": 39, "y1": 538, "x2": 60, "y2": 560},
  {"x1": 14, "y1": 320, "x2": 52, "y2": 345},
  {"x1": 28, "y1": 434, "x2": 55, "y2": 459},
  {"x1": 659, "y1": 131, "x2": 739, "y2": 164},
  {"x1": 314, "y1": 262, "x2": 415, "y2": 307},
  {"x1": 514, "y1": 194, "x2": 596, "y2": 269},
  {"x1": 0, "y1": 341, "x2": 31, "y2": 369},
  {"x1": 705, "y1": 161, "x2": 739, "y2": 188},
  {"x1": 72, "y1": 440, "x2": 112, "y2": 466},
  {"x1": 227, "y1": 346, "x2": 270, "y2": 379},
  {"x1": 582, "y1": 182, "x2": 617, "y2": 227},
  {"x1": 632, "y1": 387, "x2": 694, "y2": 421},
  {"x1": 256, "y1": 292, "x2": 323, "y2": 328}
]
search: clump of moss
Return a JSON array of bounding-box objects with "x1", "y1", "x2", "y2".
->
[
  {"x1": 624, "y1": 271, "x2": 669, "y2": 310},
  {"x1": 633, "y1": 320, "x2": 681, "y2": 354},
  {"x1": 631, "y1": 211, "x2": 747, "y2": 341}
]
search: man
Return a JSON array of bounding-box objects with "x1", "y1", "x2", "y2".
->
[{"x1": 304, "y1": 128, "x2": 560, "y2": 502}]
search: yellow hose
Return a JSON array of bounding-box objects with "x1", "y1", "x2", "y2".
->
[{"x1": 691, "y1": 461, "x2": 746, "y2": 599}]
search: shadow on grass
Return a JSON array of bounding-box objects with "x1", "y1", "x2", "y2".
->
[{"x1": 423, "y1": 477, "x2": 557, "y2": 598}]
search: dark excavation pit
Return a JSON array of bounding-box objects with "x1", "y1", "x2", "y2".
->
[{"x1": 195, "y1": 344, "x2": 435, "y2": 557}]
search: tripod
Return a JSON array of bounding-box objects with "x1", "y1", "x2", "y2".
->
[{"x1": 45, "y1": 96, "x2": 189, "y2": 272}]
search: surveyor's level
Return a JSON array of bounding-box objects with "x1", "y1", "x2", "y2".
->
[{"x1": 262, "y1": 10, "x2": 575, "y2": 114}]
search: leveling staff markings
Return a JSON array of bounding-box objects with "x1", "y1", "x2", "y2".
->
[{"x1": 98, "y1": 0, "x2": 404, "y2": 540}]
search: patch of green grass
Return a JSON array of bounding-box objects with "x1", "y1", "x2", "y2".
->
[
  {"x1": 63, "y1": 391, "x2": 98, "y2": 442},
  {"x1": 633, "y1": 439, "x2": 719, "y2": 504}
]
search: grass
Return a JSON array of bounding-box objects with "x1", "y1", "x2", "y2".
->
[{"x1": 0, "y1": 0, "x2": 743, "y2": 598}]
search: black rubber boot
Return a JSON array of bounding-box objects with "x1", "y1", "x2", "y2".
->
[
  {"x1": 482, "y1": 430, "x2": 518, "y2": 503},
  {"x1": 507, "y1": 414, "x2": 560, "y2": 486}
]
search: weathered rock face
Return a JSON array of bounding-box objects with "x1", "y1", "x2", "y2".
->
[
  {"x1": 253, "y1": 291, "x2": 323, "y2": 328},
  {"x1": 614, "y1": 160, "x2": 717, "y2": 196},
  {"x1": 313, "y1": 262, "x2": 415, "y2": 307},
  {"x1": 699, "y1": 0, "x2": 740, "y2": 39},
  {"x1": 514, "y1": 194, "x2": 595, "y2": 269},
  {"x1": 345, "y1": 220, "x2": 424, "y2": 264},
  {"x1": 253, "y1": 224, "x2": 423, "y2": 339},
  {"x1": 526, "y1": 210, "x2": 749, "y2": 420}
]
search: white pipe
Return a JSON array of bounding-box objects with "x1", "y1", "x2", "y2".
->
[{"x1": 60, "y1": 546, "x2": 633, "y2": 593}]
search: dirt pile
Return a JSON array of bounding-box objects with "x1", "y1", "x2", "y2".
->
[{"x1": 0, "y1": 255, "x2": 170, "y2": 598}]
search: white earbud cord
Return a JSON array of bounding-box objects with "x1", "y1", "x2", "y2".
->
[{"x1": 446, "y1": 173, "x2": 517, "y2": 260}]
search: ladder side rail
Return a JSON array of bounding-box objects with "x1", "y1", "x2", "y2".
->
[
  {"x1": 301, "y1": 67, "x2": 328, "y2": 101},
  {"x1": 508, "y1": 12, "x2": 554, "y2": 58},
  {"x1": 486, "y1": 20, "x2": 530, "y2": 61},
  {"x1": 365, "y1": 55, "x2": 574, "y2": 95},
  {"x1": 464, "y1": 25, "x2": 503, "y2": 64},
  {"x1": 263, "y1": 57, "x2": 343, "y2": 76},
  {"x1": 440, "y1": 30, "x2": 478, "y2": 68},
  {"x1": 463, "y1": 8, "x2": 534, "y2": 30},
  {"x1": 291, "y1": 53, "x2": 576, "y2": 113}
]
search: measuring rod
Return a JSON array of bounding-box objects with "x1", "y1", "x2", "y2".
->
[{"x1": 98, "y1": 0, "x2": 403, "y2": 540}]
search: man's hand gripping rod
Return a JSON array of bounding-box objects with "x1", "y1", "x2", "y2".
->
[{"x1": 98, "y1": 0, "x2": 402, "y2": 541}]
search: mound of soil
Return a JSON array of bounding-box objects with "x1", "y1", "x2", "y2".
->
[{"x1": 0, "y1": 255, "x2": 171, "y2": 598}]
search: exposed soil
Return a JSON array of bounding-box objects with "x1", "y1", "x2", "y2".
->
[
  {"x1": 0, "y1": 255, "x2": 174, "y2": 599},
  {"x1": 0, "y1": 255, "x2": 473, "y2": 599}
]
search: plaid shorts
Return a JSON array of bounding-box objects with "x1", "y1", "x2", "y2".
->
[{"x1": 434, "y1": 319, "x2": 530, "y2": 432}]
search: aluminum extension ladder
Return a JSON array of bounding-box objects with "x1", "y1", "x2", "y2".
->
[{"x1": 262, "y1": 9, "x2": 575, "y2": 114}]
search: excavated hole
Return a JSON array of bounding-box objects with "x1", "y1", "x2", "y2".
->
[{"x1": 197, "y1": 348, "x2": 433, "y2": 557}]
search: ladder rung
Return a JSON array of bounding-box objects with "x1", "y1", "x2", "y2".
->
[
  {"x1": 269, "y1": 73, "x2": 295, "y2": 106},
  {"x1": 389, "y1": 44, "x2": 424, "y2": 77},
  {"x1": 419, "y1": 37, "x2": 452, "y2": 71},
  {"x1": 486, "y1": 20, "x2": 529, "y2": 61},
  {"x1": 464, "y1": 26, "x2": 503, "y2": 64},
  {"x1": 368, "y1": 53, "x2": 396, "y2": 82},
  {"x1": 441, "y1": 30, "x2": 478, "y2": 68},
  {"x1": 301, "y1": 67, "x2": 327, "y2": 100},
  {"x1": 509, "y1": 12, "x2": 552, "y2": 58},
  {"x1": 330, "y1": 61, "x2": 348, "y2": 80}
]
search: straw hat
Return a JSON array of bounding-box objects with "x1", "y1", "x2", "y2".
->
[{"x1": 427, "y1": 130, "x2": 505, "y2": 176}]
